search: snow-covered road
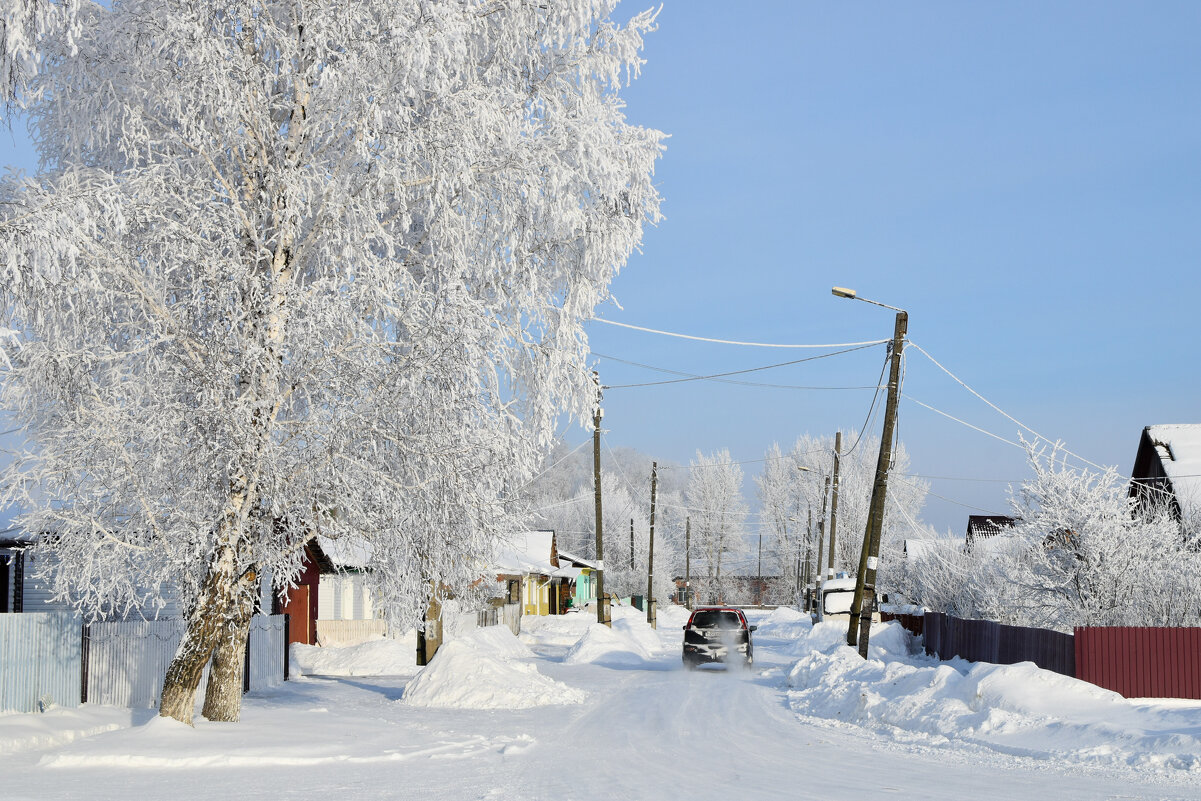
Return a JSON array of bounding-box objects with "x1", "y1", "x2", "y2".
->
[{"x1": 2, "y1": 606, "x2": 1199, "y2": 800}]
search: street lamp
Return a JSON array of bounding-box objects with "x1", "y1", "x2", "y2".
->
[{"x1": 832, "y1": 286, "x2": 907, "y2": 659}]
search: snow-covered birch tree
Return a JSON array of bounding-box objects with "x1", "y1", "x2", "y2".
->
[
  {"x1": 757, "y1": 433, "x2": 928, "y2": 590},
  {"x1": 0, "y1": 0, "x2": 79, "y2": 107},
  {"x1": 0, "y1": 0, "x2": 663, "y2": 724},
  {"x1": 684, "y1": 449, "x2": 748, "y2": 604}
]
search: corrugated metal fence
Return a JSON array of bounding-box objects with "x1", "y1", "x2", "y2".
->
[
  {"x1": 0, "y1": 612, "x2": 81, "y2": 713},
  {"x1": 918, "y1": 612, "x2": 1075, "y2": 676},
  {"x1": 2, "y1": 613, "x2": 286, "y2": 712},
  {"x1": 86, "y1": 614, "x2": 286, "y2": 707},
  {"x1": 1075, "y1": 626, "x2": 1201, "y2": 699},
  {"x1": 247, "y1": 615, "x2": 286, "y2": 693},
  {"x1": 85, "y1": 619, "x2": 209, "y2": 708},
  {"x1": 889, "y1": 612, "x2": 1201, "y2": 698}
]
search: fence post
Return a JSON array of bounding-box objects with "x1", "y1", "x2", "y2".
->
[
  {"x1": 283, "y1": 614, "x2": 290, "y2": 681},
  {"x1": 80, "y1": 623, "x2": 90, "y2": 704},
  {"x1": 243, "y1": 627, "x2": 251, "y2": 694}
]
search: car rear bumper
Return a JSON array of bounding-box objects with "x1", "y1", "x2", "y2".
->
[{"x1": 683, "y1": 641, "x2": 751, "y2": 664}]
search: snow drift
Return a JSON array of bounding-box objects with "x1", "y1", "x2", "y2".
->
[
  {"x1": 787, "y1": 621, "x2": 1201, "y2": 772},
  {"x1": 564, "y1": 623, "x2": 652, "y2": 665},
  {"x1": 290, "y1": 636, "x2": 417, "y2": 677},
  {"x1": 403, "y1": 627, "x2": 586, "y2": 710}
]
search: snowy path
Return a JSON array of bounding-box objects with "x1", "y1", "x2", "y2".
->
[{"x1": 2, "y1": 611, "x2": 1200, "y2": 800}]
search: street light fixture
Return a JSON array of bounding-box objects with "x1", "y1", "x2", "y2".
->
[{"x1": 831, "y1": 286, "x2": 907, "y2": 659}]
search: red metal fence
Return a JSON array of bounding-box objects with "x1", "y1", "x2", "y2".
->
[
  {"x1": 919, "y1": 612, "x2": 1074, "y2": 677},
  {"x1": 1075, "y1": 627, "x2": 1201, "y2": 699},
  {"x1": 883, "y1": 612, "x2": 1201, "y2": 699}
]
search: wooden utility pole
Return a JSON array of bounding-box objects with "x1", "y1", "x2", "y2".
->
[
  {"x1": 810, "y1": 505, "x2": 821, "y2": 619},
  {"x1": 647, "y1": 462, "x2": 657, "y2": 628},
  {"x1": 827, "y1": 431, "x2": 842, "y2": 585},
  {"x1": 684, "y1": 517, "x2": 692, "y2": 610},
  {"x1": 630, "y1": 518, "x2": 635, "y2": 572},
  {"x1": 847, "y1": 310, "x2": 907, "y2": 654},
  {"x1": 592, "y1": 372, "x2": 609, "y2": 627},
  {"x1": 815, "y1": 476, "x2": 830, "y2": 617}
]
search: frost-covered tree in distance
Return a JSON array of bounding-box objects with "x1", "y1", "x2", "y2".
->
[
  {"x1": 756, "y1": 433, "x2": 930, "y2": 590},
  {"x1": 0, "y1": 0, "x2": 663, "y2": 724},
  {"x1": 897, "y1": 442, "x2": 1201, "y2": 630},
  {"x1": 684, "y1": 449, "x2": 749, "y2": 604}
]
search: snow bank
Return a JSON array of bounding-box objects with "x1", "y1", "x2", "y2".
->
[
  {"x1": 752, "y1": 606, "x2": 811, "y2": 640},
  {"x1": 290, "y1": 635, "x2": 417, "y2": 677},
  {"x1": 564, "y1": 623, "x2": 652, "y2": 665},
  {"x1": 0, "y1": 706, "x2": 141, "y2": 756},
  {"x1": 519, "y1": 610, "x2": 595, "y2": 648},
  {"x1": 786, "y1": 621, "x2": 1201, "y2": 772},
  {"x1": 404, "y1": 626, "x2": 585, "y2": 710},
  {"x1": 656, "y1": 603, "x2": 690, "y2": 629}
]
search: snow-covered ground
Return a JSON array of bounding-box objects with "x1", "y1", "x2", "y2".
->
[{"x1": 3, "y1": 603, "x2": 1200, "y2": 800}]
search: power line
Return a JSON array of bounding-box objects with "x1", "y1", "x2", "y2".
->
[
  {"x1": 902, "y1": 392, "x2": 1025, "y2": 450},
  {"x1": 656, "y1": 448, "x2": 831, "y2": 471},
  {"x1": 593, "y1": 318, "x2": 890, "y2": 349},
  {"x1": 594, "y1": 343, "x2": 885, "y2": 390},
  {"x1": 908, "y1": 341, "x2": 1109, "y2": 473},
  {"x1": 901, "y1": 473, "x2": 1016, "y2": 483},
  {"x1": 892, "y1": 474, "x2": 1001, "y2": 514},
  {"x1": 841, "y1": 351, "x2": 891, "y2": 459}
]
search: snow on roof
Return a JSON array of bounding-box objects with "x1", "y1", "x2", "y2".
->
[
  {"x1": 492, "y1": 530, "x2": 556, "y2": 576},
  {"x1": 1144, "y1": 424, "x2": 1201, "y2": 516},
  {"x1": 555, "y1": 549, "x2": 597, "y2": 570},
  {"x1": 315, "y1": 535, "x2": 373, "y2": 570},
  {"x1": 903, "y1": 539, "x2": 946, "y2": 560}
]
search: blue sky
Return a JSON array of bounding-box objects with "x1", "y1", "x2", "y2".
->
[
  {"x1": 583, "y1": 1, "x2": 1201, "y2": 534},
  {"x1": 1, "y1": 2, "x2": 1198, "y2": 537}
]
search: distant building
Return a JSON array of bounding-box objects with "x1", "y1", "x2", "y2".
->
[
  {"x1": 1129, "y1": 424, "x2": 1201, "y2": 537},
  {"x1": 964, "y1": 515, "x2": 1016, "y2": 550}
]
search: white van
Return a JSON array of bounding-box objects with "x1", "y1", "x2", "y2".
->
[{"x1": 811, "y1": 577, "x2": 880, "y2": 623}]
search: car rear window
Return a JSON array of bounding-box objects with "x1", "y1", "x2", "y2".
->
[{"x1": 691, "y1": 610, "x2": 743, "y2": 629}]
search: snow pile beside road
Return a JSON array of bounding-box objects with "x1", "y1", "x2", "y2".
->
[
  {"x1": 611, "y1": 611, "x2": 665, "y2": 656},
  {"x1": 290, "y1": 636, "x2": 417, "y2": 677},
  {"x1": 520, "y1": 610, "x2": 595, "y2": 647},
  {"x1": 656, "y1": 603, "x2": 690, "y2": 629},
  {"x1": 564, "y1": 623, "x2": 652, "y2": 665},
  {"x1": 461, "y1": 624, "x2": 537, "y2": 659},
  {"x1": 786, "y1": 621, "x2": 1201, "y2": 773},
  {"x1": 404, "y1": 627, "x2": 586, "y2": 710},
  {"x1": 0, "y1": 706, "x2": 141, "y2": 756},
  {"x1": 752, "y1": 606, "x2": 810, "y2": 640}
]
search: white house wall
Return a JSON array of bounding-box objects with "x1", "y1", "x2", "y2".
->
[{"x1": 318, "y1": 573, "x2": 376, "y2": 621}]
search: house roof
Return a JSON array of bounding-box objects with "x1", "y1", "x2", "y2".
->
[
  {"x1": 965, "y1": 515, "x2": 1016, "y2": 543},
  {"x1": 314, "y1": 535, "x2": 373, "y2": 570},
  {"x1": 492, "y1": 530, "x2": 558, "y2": 577},
  {"x1": 1131, "y1": 424, "x2": 1201, "y2": 525},
  {"x1": 555, "y1": 549, "x2": 597, "y2": 570},
  {"x1": 0, "y1": 528, "x2": 36, "y2": 550}
]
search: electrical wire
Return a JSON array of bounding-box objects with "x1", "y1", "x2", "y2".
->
[
  {"x1": 594, "y1": 343, "x2": 885, "y2": 390},
  {"x1": 892, "y1": 474, "x2": 1001, "y2": 514},
  {"x1": 840, "y1": 350, "x2": 891, "y2": 459},
  {"x1": 908, "y1": 341, "x2": 1109, "y2": 473},
  {"x1": 902, "y1": 393, "x2": 1025, "y2": 450},
  {"x1": 594, "y1": 318, "x2": 890, "y2": 349},
  {"x1": 655, "y1": 448, "x2": 831, "y2": 471},
  {"x1": 520, "y1": 438, "x2": 592, "y2": 490}
]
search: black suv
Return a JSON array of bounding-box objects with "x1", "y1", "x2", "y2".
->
[{"x1": 682, "y1": 607, "x2": 756, "y2": 668}]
